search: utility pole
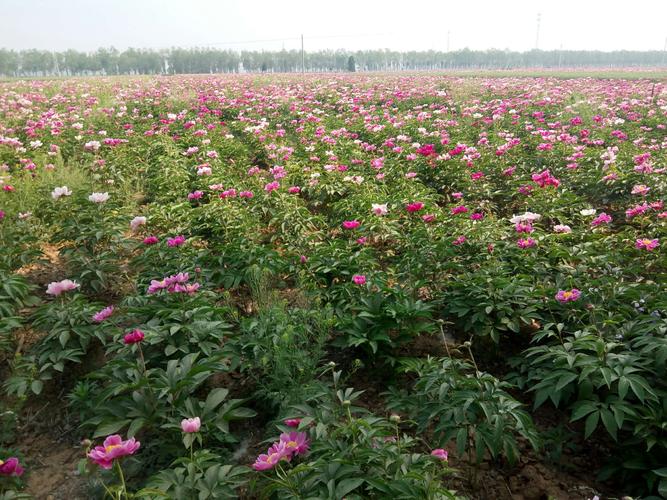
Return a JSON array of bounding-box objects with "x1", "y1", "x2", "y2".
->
[
  {"x1": 535, "y1": 13, "x2": 541, "y2": 50},
  {"x1": 301, "y1": 34, "x2": 305, "y2": 74}
]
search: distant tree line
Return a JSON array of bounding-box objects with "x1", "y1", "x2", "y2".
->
[{"x1": 0, "y1": 47, "x2": 666, "y2": 76}]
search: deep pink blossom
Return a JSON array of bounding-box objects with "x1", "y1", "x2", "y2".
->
[{"x1": 88, "y1": 435, "x2": 140, "y2": 470}]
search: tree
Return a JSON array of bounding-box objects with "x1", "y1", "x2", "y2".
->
[{"x1": 347, "y1": 55, "x2": 356, "y2": 72}]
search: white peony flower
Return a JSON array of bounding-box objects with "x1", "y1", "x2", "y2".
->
[
  {"x1": 580, "y1": 209, "x2": 596, "y2": 216},
  {"x1": 88, "y1": 192, "x2": 110, "y2": 203},
  {"x1": 51, "y1": 186, "x2": 72, "y2": 200}
]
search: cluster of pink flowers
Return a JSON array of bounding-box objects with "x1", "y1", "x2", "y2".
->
[
  {"x1": 531, "y1": 169, "x2": 560, "y2": 188},
  {"x1": 147, "y1": 272, "x2": 200, "y2": 295},
  {"x1": 252, "y1": 432, "x2": 309, "y2": 471},
  {"x1": 88, "y1": 434, "x2": 140, "y2": 470}
]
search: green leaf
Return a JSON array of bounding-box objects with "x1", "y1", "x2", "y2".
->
[
  {"x1": 335, "y1": 478, "x2": 364, "y2": 498},
  {"x1": 31, "y1": 380, "x2": 43, "y2": 395},
  {"x1": 204, "y1": 388, "x2": 229, "y2": 415},
  {"x1": 584, "y1": 411, "x2": 599, "y2": 439},
  {"x1": 94, "y1": 419, "x2": 131, "y2": 438}
]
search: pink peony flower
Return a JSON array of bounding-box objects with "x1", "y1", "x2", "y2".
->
[
  {"x1": 451, "y1": 205, "x2": 468, "y2": 215},
  {"x1": 555, "y1": 289, "x2": 581, "y2": 303},
  {"x1": 635, "y1": 238, "x2": 660, "y2": 251},
  {"x1": 422, "y1": 214, "x2": 436, "y2": 223},
  {"x1": 167, "y1": 235, "x2": 186, "y2": 247},
  {"x1": 452, "y1": 235, "x2": 467, "y2": 245},
  {"x1": 342, "y1": 220, "x2": 361, "y2": 230},
  {"x1": 252, "y1": 442, "x2": 290, "y2": 471},
  {"x1": 181, "y1": 417, "x2": 201, "y2": 433},
  {"x1": 46, "y1": 279, "x2": 79, "y2": 296},
  {"x1": 0, "y1": 457, "x2": 24, "y2": 477},
  {"x1": 288, "y1": 186, "x2": 301, "y2": 194},
  {"x1": 470, "y1": 212, "x2": 484, "y2": 221},
  {"x1": 188, "y1": 190, "x2": 203, "y2": 200},
  {"x1": 279, "y1": 432, "x2": 310, "y2": 456},
  {"x1": 264, "y1": 181, "x2": 280, "y2": 193},
  {"x1": 591, "y1": 213, "x2": 612, "y2": 226},
  {"x1": 517, "y1": 237, "x2": 536, "y2": 249},
  {"x1": 406, "y1": 202, "x2": 424, "y2": 213},
  {"x1": 92, "y1": 305, "x2": 114, "y2": 323},
  {"x1": 352, "y1": 274, "x2": 367, "y2": 285},
  {"x1": 284, "y1": 418, "x2": 302, "y2": 428},
  {"x1": 553, "y1": 225, "x2": 572, "y2": 234},
  {"x1": 130, "y1": 216, "x2": 146, "y2": 231},
  {"x1": 123, "y1": 329, "x2": 145, "y2": 344},
  {"x1": 431, "y1": 449, "x2": 448, "y2": 461},
  {"x1": 143, "y1": 236, "x2": 159, "y2": 245},
  {"x1": 87, "y1": 435, "x2": 140, "y2": 470}
]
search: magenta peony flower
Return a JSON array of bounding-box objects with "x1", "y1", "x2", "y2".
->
[
  {"x1": 284, "y1": 418, "x2": 302, "y2": 428},
  {"x1": 88, "y1": 435, "x2": 140, "y2": 470},
  {"x1": 92, "y1": 305, "x2": 114, "y2": 323},
  {"x1": 342, "y1": 220, "x2": 361, "y2": 230},
  {"x1": 636, "y1": 238, "x2": 660, "y2": 251},
  {"x1": 406, "y1": 202, "x2": 424, "y2": 213},
  {"x1": 46, "y1": 279, "x2": 80, "y2": 296},
  {"x1": 167, "y1": 235, "x2": 186, "y2": 247},
  {"x1": 422, "y1": 214, "x2": 436, "y2": 223},
  {"x1": 451, "y1": 205, "x2": 468, "y2": 215},
  {"x1": 288, "y1": 186, "x2": 301, "y2": 194},
  {"x1": 591, "y1": 213, "x2": 612, "y2": 226},
  {"x1": 517, "y1": 237, "x2": 536, "y2": 249},
  {"x1": 452, "y1": 236, "x2": 466, "y2": 246},
  {"x1": 181, "y1": 417, "x2": 201, "y2": 433},
  {"x1": 431, "y1": 449, "x2": 448, "y2": 461},
  {"x1": 555, "y1": 289, "x2": 581, "y2": 303},
  {"x1": 0, "y1": 457, "x2": 24, "y2": 477},
  {"x1": 279, "y1": 432, "x2": 310, "y2": 456},
  {"x1": 352, "y1": 274, "x2": 367, "y2": 285},
  {"x1": 143, "y1": 236, "x2": 159, "y2": 245},
  {"x1": 123, "y1": 329, "x2": 145, "y2": 344}
]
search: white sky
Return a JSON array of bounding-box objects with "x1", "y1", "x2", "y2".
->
[{"x1": 1, "y1": 0, "x2": 666, "y2": 52}]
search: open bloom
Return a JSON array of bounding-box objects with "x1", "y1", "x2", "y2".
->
[
  {"x1": 252, "y1": 442, "x2": 290, "y2": 471},
  {"x1": 0, "y1": 457, "x2": 24, "y2": 477},
  {"x1": 181, "y1": 417, "x2": 201, "y2": 433},
  {"x1": 517, "y1": 237, "x2": 536, "y2": 249},
  {"x1": 510, "y1": 212, "x2": 541, "y2": 224},
  {"x1": 591, "y1": 213, "x2": 612, "y2": 226},
  {"x1": 371, "y1": 203, "x2": 388, "y2": 216},
  {"x1": 342, "y1": 220, "x2": 361, "y2": 230},
  {"x1": 123, "y1": 329, "x2": 145, "y2": 344},
  {"x1": 143, "y1": 236, "x2": 159, "y2": 245},
  {"x1": 636, "y1": 238, "x2": 660, "y2": 251},
  {"x1": 87, "y1": 435, "x2": 140, "y2": 470},
  {"x1": 406, "y1": 202, "x2": 425, "y2": 213},
  {"x1": 555, "y1": 289, "x2": 581, "y2": 303},
  {"x1": 89, "y1": 192, "x2": 110, "y2": 203},
  {"x1": 431, "y1": 449, "x2": 449, "y2": 461},
  {"x1": 51, "y1": 186, "x2": 72, "y2": 200},
  {"x1": 130, "y1": 216, "x2": 146, "y2": 231},
  {"x1": 553, "y1": 224, "x2": 572, "y2": 234},
  {"x1": 92, "y1": 305, "x2": 114, "y2": 323},
  {"x1": 279, "y1": 432, "x2": 310, "y2": 456},
  {"x1": 167, "y1": 235, "x2": 186, "y2": 247},
  {"x1": 46, "y1": 279, "x2": 79, "y2": 296}
]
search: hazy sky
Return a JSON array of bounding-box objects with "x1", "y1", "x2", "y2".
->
[{"x1": 2, "y1": 0, "x2": 666, "y2": 52}]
